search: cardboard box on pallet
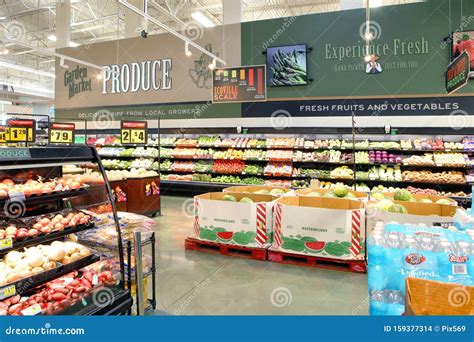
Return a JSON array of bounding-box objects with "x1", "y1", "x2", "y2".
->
[
  {"x1": 193, "y1": 192, "x2": 275, "y2": 248},
  {"x1": 223, "y1": 185, "x2": 292, "y2": 196},
  {"x1": 272, "y1": 196, "x2": 366, "y2": 261},
  {"x1": 371, "y1": 192, "x2": 458, "y2": 206},
  {"x1": 366, "y1": 200, "x2": 457, "y2": 233},
  {"x1": 405, "y1": 277, "x2": 474, "y2": 315},
  {"x1": 295, "y1": 188, "x2": 368, "y2": 201}
]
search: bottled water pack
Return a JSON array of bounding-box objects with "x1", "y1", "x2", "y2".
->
[{"x1": 368, "y1": 221, "x2": 474, "y2": 315}]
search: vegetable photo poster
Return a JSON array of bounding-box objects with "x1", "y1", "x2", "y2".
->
[
  {"x1": 452, "y1": 31, "x2": 474, "y2": 78},
  {"x1": 266, "y1": 44, "x2": 308, "y2": 86}
]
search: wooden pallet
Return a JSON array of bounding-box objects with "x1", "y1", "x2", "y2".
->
[
  {"x1": 267, "y1": 247, "x2": 366, "y2": 273},
  {"x1": 184, "y1": 237, "x2": 268, "y2": 261}
]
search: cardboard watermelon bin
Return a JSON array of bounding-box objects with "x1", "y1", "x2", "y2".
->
[
  {"x1": 370, "y1": 192, "x2": 457, "y2": 206},
  {"x1": 366, "y1": 200, "x2": 457, "y2": 233},
  {"x1": 193, "y1": 192, "x2": 275, "y2": 247},
  {"x1": 223, "y1": 185, "x2": 292, "y2": 197},
  {"x1": 295, "y1": 188, "x2": 368, "y2": 201},
  {"x1": 272, "y1": 196, "x2": 366, "y2": 260}
]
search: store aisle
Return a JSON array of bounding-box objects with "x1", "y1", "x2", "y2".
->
[{"x1": 152, "y1": 196, "x2": 369, "y2": 315}]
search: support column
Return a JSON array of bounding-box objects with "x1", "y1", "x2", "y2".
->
[
  {"x1": 340, "y1": 0, "x2": 364, "y2": 10},
  {"x1": 222, "y1": 0, "x2": 242, "y2": 25},
  {"x1": 124, "y1": 0, "x2": 145, "y2": 38},
  {"x1": 56, "y1": 0, "x2": 71, "y2": 48}
]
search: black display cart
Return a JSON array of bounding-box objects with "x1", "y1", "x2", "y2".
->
[{"x1": 0, "y1": 145, "x2": 132, "y2": 315}]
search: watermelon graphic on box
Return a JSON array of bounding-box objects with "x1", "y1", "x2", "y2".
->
[
  {"x1": 305, "y1": 241, "x2": 326, "y2": 254},
  {"x1": 217, "y1": 231, "x2": 233, "y2": 242}
]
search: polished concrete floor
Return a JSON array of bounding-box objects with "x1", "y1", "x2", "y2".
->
[{"x1": 152, "y1": 196, "x2": 369, "y2": 315}]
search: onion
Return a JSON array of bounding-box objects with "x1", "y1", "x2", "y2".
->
[{"x1": 5, "y1": 251, "x2": 22, "y2": 267}]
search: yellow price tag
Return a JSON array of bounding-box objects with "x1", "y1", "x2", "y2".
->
[
  {"x1": 0, "y1": 238, "x2": 12, "y2": 250},
  {"x1": 6, "y1": 127, "x2": 28, "y2": 142},
  {"x1": 0, "y1": 284, "x2": 16, "y2": 300},
  {"x1": 50, "y1": 129, "x2": 73, "y2": 144},
  {"x1": 121, "y1": 129, "x2": 131, "y2": 144},
  {"x1": 27, "y1": 128, "x2": 34, "y2": 142},
  {"x1": 130, "y1": 129, "x2": 146, "y2": 144},
  {"x1": 0, "y1": 131, "x2": 5, "y2": 143}
]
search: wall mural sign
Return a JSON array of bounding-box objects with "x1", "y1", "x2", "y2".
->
[
  {"x1": 64, "y1": 65, "x2": 92, "y2": 99},
  {"x1": 446, "y1": 51, "x2": 470, "y2": 94},
  {"x1": 212, "y1": 65, "x2": 266, "y2": 103},
  {"x1": 102, "y1": 59, "x2": 172, "y2": 94},
  {"x1": 242, "y1": 96, "x2": 474, "y2": 118}
]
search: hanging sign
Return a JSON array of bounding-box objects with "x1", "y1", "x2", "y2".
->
[
  {"x1": 121, "y1": 121, "x2": 148, "y2": 145},
  {"x1": 212, "y1": 65, "x2": 267, "y2": 103},
  {"x1": 6, "y1": 119, "x2": 36, "y2": 143},
  {"x1": 49, "y1": 122, "x2": 75, "y2": 144},
  {"x1": 446, "y1": 51, "x2": 470, "y2": 94}
]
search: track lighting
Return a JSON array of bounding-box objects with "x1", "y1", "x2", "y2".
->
[{"x1": 185, "y1": 42, "x2": 192, "y2": 57}]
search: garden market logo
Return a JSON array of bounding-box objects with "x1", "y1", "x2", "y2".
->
[
  {"x1": 405, "y1": 253, "x2": 425, "y2": 265},
  {"x1": 325, "y1": 37, "x2": 429, "y2": 62},
  {"x1": 64, "y1": 65, "x2": 92, "y2": 99}
]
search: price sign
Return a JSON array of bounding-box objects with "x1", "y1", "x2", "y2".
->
[
  {"x1": 0, "y1": 284, "x2": 16, "y2": 300},
  {"x1": 121, "y1": 121, "x2": 147, "y2": 145},
  {"x1": 0, "y1": 238, "x2": 13, "y2": 251},
  {"x1": 21, "y1": 303, "x2": 42, "y2": 316},
  {"x1": 6, "y1": 118, "x2": 36, "y2": 143},
  {"x1": 0, "y1": 126, "x2": 6, "y2": 143},
  {"x1": 49, "y1": 122, "x2": 75, "y2": 144}
]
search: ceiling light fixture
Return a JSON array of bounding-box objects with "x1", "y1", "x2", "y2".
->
[
  {"x1": 69, "y1": 41, "x2": 80, "y2": 47},
  {"x1": 0, "y1": 60, "x2": 55, "y2": 78},
  {"x1": 47, "y1": 34, "x2": 57, "y2": 42},
  {"x1": 191, "y1": 11, "x2": 215, "y2": 28},
  {"x1": 185, "y1": 42, "x2": 192, "y2": 57},
  {"x1": 60, "y1": 57, "x2": 69, "y2": 69},
  {"x1": 0, "y1": 17, "x2": 6, "y2": 21}
]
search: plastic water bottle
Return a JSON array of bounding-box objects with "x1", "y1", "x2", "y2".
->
[
  {"x1": 401, "y1": 237, "x2": 420, "y2": 289},
  {"x1": 452, "y1": 241, "x2": 470, "y2": 280},
  {"x1": 369, "y1": 290, "x2": 387, "y2": 315},
  {"x1": 385, "y1": 234, "x2": 403, "y2": 291},
  {"x1": 368, "y1": 234, "x2": 388, "y2": 292},
  {"x1": 418, "y1": 237, "x2": 437, "y2": 280}
]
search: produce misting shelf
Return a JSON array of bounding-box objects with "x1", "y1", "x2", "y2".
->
[
  {"x1": 267, "y1": 247, "x2": 366, "y2": 273},
  {"x1": 0, "y1": 221, "x2": 95, "y2": 256},
  {"x1": 0, "y1": 253, "x2": 100, "y2": 299}
]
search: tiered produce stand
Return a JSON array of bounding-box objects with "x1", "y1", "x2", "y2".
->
[{"x1": 0, "y1": 146, "x2": 132, "y2": 315}]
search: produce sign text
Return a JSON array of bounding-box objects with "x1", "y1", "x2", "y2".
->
[
  {"x1": 121, "y1": 121, "x2": 147, "y2": 145},
  {"x1": 0, "y1": 126, "x2": 6, "y2": 143},
  {"x1": 49, "y1": 122, "x2": 75, "y2": 144},
  {"x1": 6, "y1": 119, "x2": 36, "y2": 143},
  {"x1": 446, "y1": 51, "x2": 470, "y2": 94},
  {"x1": 213, "y1": 65, "x2": 266, "y2": 103},
  {"x1": 64, "y1": 65, "x2": 92, "y2": 99}
]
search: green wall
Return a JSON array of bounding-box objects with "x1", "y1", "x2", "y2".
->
[{"x1": 242, "y1": 0, "x2": 474, "y2": 99}]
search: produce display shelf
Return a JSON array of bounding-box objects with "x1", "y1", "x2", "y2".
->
[
  {"x1": 99, "y1": 155, "x2": 158, "y2": 159},
  {"x1": 0, "y1": 221, "x2": 95, "y2": 256},
  {"x1": 0, "y1": 187, "x2": 90, "y2": 208},
  {"x1": 59, "y1": 287, "x2": 133, "y2": 315},
  {"x1": 0, "y1": 253, "x2": 100, "y2": 299}
]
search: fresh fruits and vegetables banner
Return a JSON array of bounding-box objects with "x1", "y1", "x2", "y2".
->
[{"x1": 0, "y1": 316, "x2": 470, "y2": 342}]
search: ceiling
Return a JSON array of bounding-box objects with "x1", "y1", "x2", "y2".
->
[{"x1": 0, "y1": 0, "x2": 422, "y2": 104}]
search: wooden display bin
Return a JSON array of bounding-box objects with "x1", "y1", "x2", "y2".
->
[
  {"x1": 405, "y1": 277, "x2": 474, "y2": 315},
  {"x1": 109, "y1": 180, "x2": 128, "y2": 212},
  {"x1": 125, "y1": 176, "x2": 160, "y2": 216}
]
